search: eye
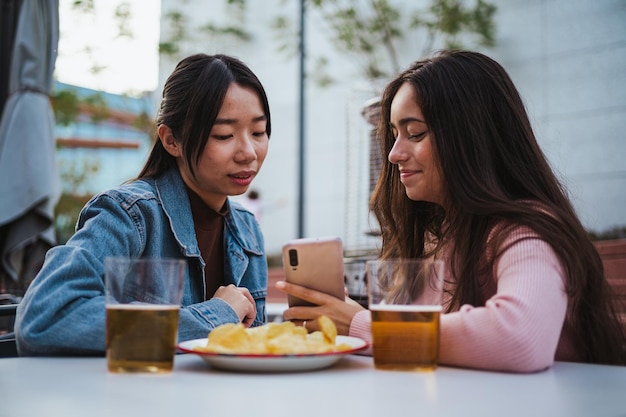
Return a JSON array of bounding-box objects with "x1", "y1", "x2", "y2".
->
[
  {"x1": 251, "y1": 120, "x2": 268, "y2": 138},
  {"x1": 408, "y1": 132, "x2": 427, "y2": 141},
  {"x1": 212, "y1": 134, "x2": 232, "y2": 141}
]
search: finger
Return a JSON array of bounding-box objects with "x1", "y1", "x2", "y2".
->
[
  {"x1": 281, "y1": 305, "x2": 320, "y2": 323},
  {"x1": 290, "y1": 319, "x2": 307, "y2": 327},
  {"x1": 303, "y1": 318, "x2": 317, "y2": 333},
  {"x1": 275, "y1": 281, "x2": 336, "y2": 305},
  {"x1": 241, "y1": 296, "x2": 257, "y2": 328},
  {"x1": 242, "y1": 310, "x2": 256, "y2": 328},
  {"x1": 220, "y1": 285, "x2": 257, "y2": 326},
  {"x1": 239, "y1": 289, "x2": 257, "y2": 326},
  {"x1": 238, "y1": 286, "x2": 256, "y2": 306},
  {"x1": 244, "y1": 306, "x2": 257, "y2": 326}
]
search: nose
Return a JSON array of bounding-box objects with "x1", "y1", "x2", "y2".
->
[
  {"x1": 388, "y1": 137, "x2": 408, "y2": 164},
  {"x1": 235, "y1": 134, "x2": 257, "y2": 163}
]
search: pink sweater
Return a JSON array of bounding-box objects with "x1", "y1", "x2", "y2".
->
[{"x1": 349, "y1": 227, "x2": 579, "y2": 373}]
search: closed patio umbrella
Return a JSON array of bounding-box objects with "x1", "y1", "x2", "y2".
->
[{"x1": 0, "y1": 0, "x2": 60, "y2": 297}]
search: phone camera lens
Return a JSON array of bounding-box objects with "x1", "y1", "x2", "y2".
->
[{"x1": 288, "y1": 249, "x2": 298, "y2": 267}]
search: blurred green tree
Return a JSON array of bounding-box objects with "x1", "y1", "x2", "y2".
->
[{"x1": 272, "y1": 0, "x2": 497, "y2": 87}]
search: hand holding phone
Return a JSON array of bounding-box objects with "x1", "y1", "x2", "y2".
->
[{"x1": 281, "y1": 236, "x2": 345, "y2": 307}]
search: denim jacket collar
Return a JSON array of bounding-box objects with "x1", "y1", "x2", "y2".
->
[{"x1": 154, "y1": 168, "x2": 263, "y2": 258}]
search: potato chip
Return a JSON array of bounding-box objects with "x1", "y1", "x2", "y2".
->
[
  {"x1": 317, "y1": 315, "x2": 337, "y2": 343},
  {"x1": 200, "y1": 323, "x2": 251, "y2": 354},
  {"x1": 193, "y1": 315, "x2": 352, "y2": 355}
]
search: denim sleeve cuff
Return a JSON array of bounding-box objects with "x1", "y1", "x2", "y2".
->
[
  {"x1": 178, "y1": 298, "x2": 241, "y2": 342},
  {"x1": 189, "y1": 298, "x2": 240, "y2": 324}
]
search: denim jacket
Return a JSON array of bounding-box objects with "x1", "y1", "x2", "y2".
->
[{"x1": 15, "y1": 167, "x2": 267, "y2": 356}]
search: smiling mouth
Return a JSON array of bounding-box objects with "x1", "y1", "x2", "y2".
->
[
  {"x1": 230, "y1": 172, "x2": 255, "y2": 186},
  {"x1": 399, "y1": 170, "x2": 420, "y2": 177},
  {"x1": 231, "y1": 170, "x2": 256, "y2": 179}
]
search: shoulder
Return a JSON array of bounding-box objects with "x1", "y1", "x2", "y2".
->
[
  {"x1": 486, "y1": 220, "x2": 563, "y2": 277},
  {"x1": 228, "y1": 200, "x2": 261, "y2": 233},
  {"x1": 86, "y1": 179, "x2": 159, "y2": 210},
  {"x1": 225, "y1": 200, "x2": 264, "y2": 254},
  {"x1": 485, "y1": 200, "x2": 560, "y2": 249},
  {"x1": 76, "y1": 180, "x2": 164, "y2": 230},
  {"x1": 229, "y1": 200, "x2": 256, "y2": 221},
  {"x1": 486, "y1": 220, "x2": 543, "y2": 255}
]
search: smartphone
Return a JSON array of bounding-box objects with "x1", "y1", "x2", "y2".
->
[{"x1": 281, "y1": 236, "x2": 345, "y2": 307}]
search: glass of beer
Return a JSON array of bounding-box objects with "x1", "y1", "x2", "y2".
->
[
  {"x1": 366, "y1": 259, "x2": 444, "y2": 371},
  {"x1": 104, "y1": 257, "x2": 185, "y2": 373}
]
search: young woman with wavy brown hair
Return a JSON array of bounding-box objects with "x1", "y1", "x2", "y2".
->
[{"x1": 277, "y1": 50, "x2": 625, "y2": 372}]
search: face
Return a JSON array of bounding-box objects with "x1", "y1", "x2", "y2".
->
[
  {"x1": 160, "y1": 83, "x2": 269, "y2": 211},
  {"x1": 388, "y1": 82, "x2": 445, "y2": 206}
]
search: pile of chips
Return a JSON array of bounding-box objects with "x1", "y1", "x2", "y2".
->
[{"x1": 194, "y1": 315, "x2": 352, "y2": 355}]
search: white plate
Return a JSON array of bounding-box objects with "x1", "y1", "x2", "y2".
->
[{"x1": 177, "y1": 335, "x2": 368, "y2": 373}]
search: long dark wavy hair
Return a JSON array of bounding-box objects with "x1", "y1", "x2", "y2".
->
[
  {"x1": 370, "y1": 50, "x2": 625, "y2": 365},
  {"x1": 136, "y1": 53, "x2": 271, "y2": 180}
]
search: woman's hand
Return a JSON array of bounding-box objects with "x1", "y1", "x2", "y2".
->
[
  {"x1": 213, "y1": 284, "x2": 257, "y2": 327},
  {"x1": 275, "y1": 280, "x2": 365, "y2": 335}
]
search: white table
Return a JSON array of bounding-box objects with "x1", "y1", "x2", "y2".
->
[{"x1": 1, "y1": 354, "x2": 625, "y2": 417}]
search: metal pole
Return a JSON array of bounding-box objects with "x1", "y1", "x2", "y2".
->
[{"x1": 297, "y1": 0, "x2": 306, "y2": 238}]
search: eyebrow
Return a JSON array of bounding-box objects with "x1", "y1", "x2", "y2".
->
[
  {"x1": 390, "y1": 116, "x2": 426, "y2": 129},
  {"x1": 214, "y1": 115, "x2": 267, "y2": 125}
]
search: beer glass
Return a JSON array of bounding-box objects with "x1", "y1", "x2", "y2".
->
[
  {"x1": 366, "y1": 259, "x2": 444, "y2": 371},
  {"x1": 104, "y1": 257, "x2": 185, "y2": 373}
]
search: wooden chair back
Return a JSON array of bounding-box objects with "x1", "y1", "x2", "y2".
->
[{"x1": 594, "y1": 239, "x2": 626, "y2": 335}]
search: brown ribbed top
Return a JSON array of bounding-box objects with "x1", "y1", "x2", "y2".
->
[{"x1": 186, "y1": 187, "x2": 226, "y2": 299}]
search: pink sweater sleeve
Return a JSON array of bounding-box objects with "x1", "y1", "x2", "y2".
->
[
  {"x1": 349, "y1": 309, "x2": 374, "y2": 356},
  {"x1": 349, "y1": 236, "x2": 568, "y2": 372},
  {"x1": 440, "y1": 236, "x2": 567, "y2": 372}
]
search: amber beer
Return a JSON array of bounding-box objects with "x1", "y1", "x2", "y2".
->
[
  {"x1": 106, "y1": 304, "x2": 180, "y2": 373},
  {"x1": 370, "y1": 304, "x2": 442, "y2": 371}
]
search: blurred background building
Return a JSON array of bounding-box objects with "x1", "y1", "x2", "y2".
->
[
  {"x1": 52, "y1": 81, "x2": 153, "y2": 242},
  {"x1": 155, "y1": 0, "x2": 626, "y2": 258},
  {"x1": 3, "y1": 0, "x2": 623, "y2": 261}
]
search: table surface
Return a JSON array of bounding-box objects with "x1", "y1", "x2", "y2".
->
[{"x1": 1, "y1": 353, "x2": 625, "y2": 417}]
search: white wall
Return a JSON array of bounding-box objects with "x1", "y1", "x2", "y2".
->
[
  {"x1": 158, "y1": 0, "x2": 367, "y2": 256},
  {"x1": 157, "y1": 0, "x2": 626, "y2": 256},
  {"x1": 491, "y1": 0, "x2": 626, "y2": 235}
]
